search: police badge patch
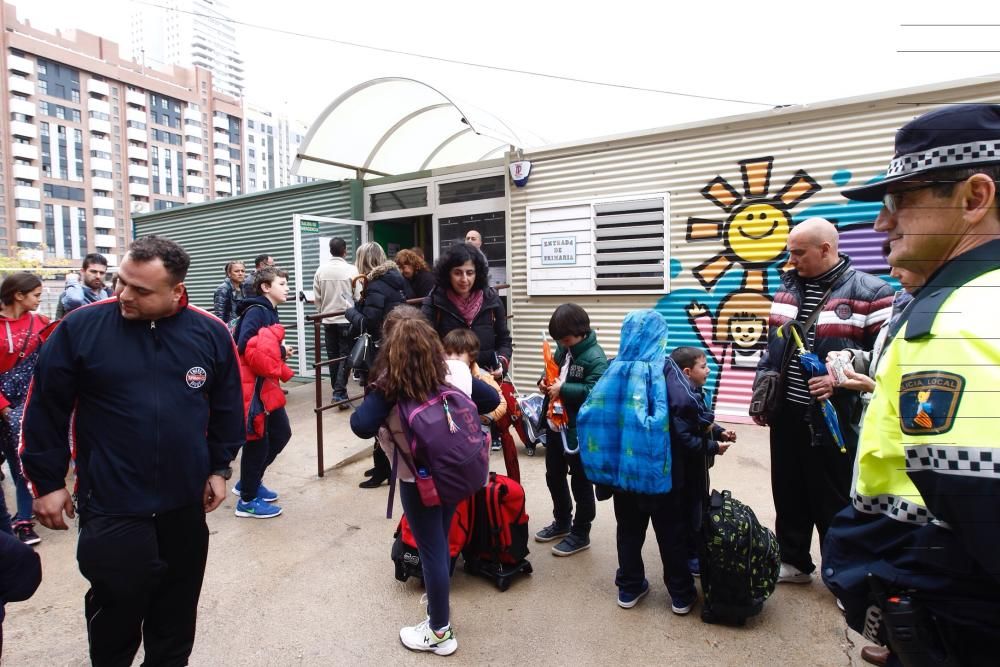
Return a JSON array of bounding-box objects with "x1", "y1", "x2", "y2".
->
[{"x1": 899, "y1": 371, "x2": 965, "y2": 435}]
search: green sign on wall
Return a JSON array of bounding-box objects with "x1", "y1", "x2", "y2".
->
[{"x1": 301, "y1": 219, "x2": 320, "y2": 233}]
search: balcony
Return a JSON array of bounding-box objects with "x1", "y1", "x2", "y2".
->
[
  {"x1": 128, "y1": 164, "x2": 149, "y2": 179},
  {"x1": 8, "y1": 76, "x2": 33, "y2": 96},
  {"x1": 8, "y1": 54, "x2": 33, "y2": 74},
  {"x1": 14, "y1": 185, "x2": 40, "y2": 201},
  {"x1": 88, "y1": 97, "x2": 111, "y2": 114},
  {"x1": 87, "y1": 78, "x2": 110, "y2": 97},
  {"x1": 90, "y1": 137, "x2": 113, "y2": 152},
  {"x1": 186, "y1": 159, "x2": 204, "y2": 172},
  {"x1": 10, "y1": 121, "x2": 37, "y2": 139},
  {"x1": 9, "y1": 97, "x2": 35, "y2": 116},
  {"x1": 126, "y1": 107, "x2": 146, "y2": 123},
  {"x1": 93, "y1": 196, "x2": 115, "y2": 209},
  {"x1": 184, "y1": 141, "x2": 202, "y2": 155},
  {"x1": 213, "y1": 131, "x2": 230, "y2": 145},
  {"x1": 91, "y1": 176, "x2": 114, "y2": 191},
  {"x1": 15, "y1": 207, "x2": 41, "y2": 223},
  {"x1": 186, "y1": 191, "x2": 206, "y2": 204},
  {"x1": 212, "y1": 115, "x2": 228, "y2": 129},
  {"x1": 126, "y1": 89, "x2": 146, "y2": 107},
  {"x1": 131, "y1": 201, "x2": 150, "y2": 214},
  {"x1": 89, "y1": 118, "x2": 112, "y2": 135},
  {"x1": 126, "y1": 127, "x2": 147, "y2": 143},
  {"x1": 93, "y1": 214, "x2": 116, "y2": 229},
  {"x1": 12, "y1": 164, "x2": 39, "y2": 180},
  {"x1": 127, "y1": 145, "x2": 148, "y2": 160},
  {"x1": 214, "y1": 179, "x2": 232, "y2": 194},
  {"x1": 186, "y1": 175, "x2": 205, "y2": 188},
  {"x1": 11, "y1": 143, "x2": 38, "y2": 160},
  {"x1": 183, "y1": 106, "x2": 200, "y2": 121},
  {"x1": 94, "y1": 234, "x2": 117, "y2": 247},
  {"x1": 129, "y1": 183, "x2": 149, "y2": 197},
  {"x1": 90, "y1": 157, "x2": 113, "y2": 172},
  {"x1": 16, "y1": 228, "x2": 43, "y2": 244}
]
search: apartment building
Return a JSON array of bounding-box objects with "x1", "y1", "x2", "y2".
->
[
  {"x1": 244, "y1": 103, "x2": 310, "y2": 193},
  {"x1": 0, "y1": 2, "x2": 244, "y2": 263},
  {"x1": 130, "y1": 0, "x2": 245, "y2": 99}
]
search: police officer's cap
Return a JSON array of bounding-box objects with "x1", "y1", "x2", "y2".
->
[{"x1": 842, "y1": 103, "x2": 1000, "y2": 201}]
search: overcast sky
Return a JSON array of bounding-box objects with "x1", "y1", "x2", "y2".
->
[{"x1": 12, "y1": 0, "x2": 1000, "y2": 147}]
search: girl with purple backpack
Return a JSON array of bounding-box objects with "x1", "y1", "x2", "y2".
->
[{"x1": 349, "y1": 306, "x2": 500, "y2": 656}]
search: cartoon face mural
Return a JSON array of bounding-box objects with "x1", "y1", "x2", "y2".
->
[
  {"x1": 727, "y1": 202, "x2": 790, "y2": 264},
  {"x1": 687, "y1": 156, "x2": 821, "y2": 292}
]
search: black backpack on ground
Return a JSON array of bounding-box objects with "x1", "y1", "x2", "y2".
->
[{"x1": 699, "y1": 489, "x2": 780, "y2": 626}]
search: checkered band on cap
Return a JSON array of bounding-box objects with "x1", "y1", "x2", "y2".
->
[
  {"x1": 886, "y1": 140, "x2": 1000, "y2": 177},
  {"x1": 905, "y1": 444, "x2": 1000, "y2": 478},
  {"x1": 853, "y1": 492, "x2": 933, "y2": 525}
]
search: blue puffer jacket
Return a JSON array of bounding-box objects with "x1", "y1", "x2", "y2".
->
[{"x1": 577, "y1": 310, "x2": 670, "y2": 495}]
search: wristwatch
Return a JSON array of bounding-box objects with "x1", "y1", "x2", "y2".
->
[{"x1": 210, "y1": 467, "x2": 233, "y2": 480}]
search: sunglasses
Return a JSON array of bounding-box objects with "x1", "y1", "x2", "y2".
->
[{"x1": 882, "y1": 182, "x2": 936, "y2": 214}]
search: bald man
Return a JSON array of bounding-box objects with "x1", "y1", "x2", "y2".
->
[{"x1": 753, "y1": 217, "x2": 893, "y2": 585}]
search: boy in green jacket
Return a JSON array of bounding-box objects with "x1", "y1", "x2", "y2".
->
[{"x1": 535, "y1": 303, "x2": 609, "y2": 556}]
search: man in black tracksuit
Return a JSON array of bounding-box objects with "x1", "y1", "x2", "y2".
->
[{"x1": 20, "y1": 236, "x2": 244, "y2": 667}]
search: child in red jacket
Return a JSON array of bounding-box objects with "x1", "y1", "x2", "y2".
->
[{"x1": 233, "y1": 268, "x2": 295, "y2": 519}]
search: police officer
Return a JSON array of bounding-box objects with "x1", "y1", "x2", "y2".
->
[{"x1": 824, "y1": 103, "x2": 1000, "y2": 666}]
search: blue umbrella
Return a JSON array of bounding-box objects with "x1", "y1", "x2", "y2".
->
[{"x1": 789, "y1": 327, "x2": 847, "y2": 454}]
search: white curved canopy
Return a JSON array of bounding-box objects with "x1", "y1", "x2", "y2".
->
[{"x1": 294, "y1": 78, "x2": 535, "y2": 181}]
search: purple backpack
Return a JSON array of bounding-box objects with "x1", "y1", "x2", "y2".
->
[{"x1": 386, "y1": 385, "x2": 489, "y2": 517}]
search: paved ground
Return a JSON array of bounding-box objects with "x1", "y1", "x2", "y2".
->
[{"x1": 3, "y1": 382, "x2": 869, "y2": 665}]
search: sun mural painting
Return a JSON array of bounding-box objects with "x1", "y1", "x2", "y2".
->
[
  {"x1": 687, "y1": 156, "x2": 821, "y2": 293},
  {"x1": 683, "y1": 156, "x2": 821, "y2": 416}
]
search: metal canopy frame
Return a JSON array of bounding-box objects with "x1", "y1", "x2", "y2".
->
[{"x1": 293, "y1": 77, "x2": 534, "y2": 181}]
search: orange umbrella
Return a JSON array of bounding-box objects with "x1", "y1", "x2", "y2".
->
[{"x1": 543, "y1": 333, "x2": 572, "y2": 452}]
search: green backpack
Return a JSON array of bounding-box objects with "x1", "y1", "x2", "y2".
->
[{"x1": 700, "y1": 489, "x2": 781, "y2": 626}]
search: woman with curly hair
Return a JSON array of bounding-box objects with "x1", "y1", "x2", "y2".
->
[
  {"x1": 421, "y1": 243, "x2": 511, "y2": 379},
  {"x1": 349, "y1": 307, "x2": 499, "y2": 656},
  {"x1": 394, "y1": 248, "x2": 435, "y2": 298}
]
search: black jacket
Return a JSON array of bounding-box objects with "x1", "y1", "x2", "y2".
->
[
  {"x1": 756, "y1": 254, "x2": 894, "y2": 447},
  {"x1": 422, "y1": 286, "x2": 513, "y2": 372},
  {"x1": 346, "y1": 262, "x2": 414, "y2": 342},
  {"x1": 20, "y1": 294, "x2": 245, "y2": 517},
  {"x1": 408, "y1": 269, "x2": 435, "y2": 299}
]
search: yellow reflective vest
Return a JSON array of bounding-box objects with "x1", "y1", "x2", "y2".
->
[{"x1": 853, "y1": 241, "x2": 1000, "y2": 571}]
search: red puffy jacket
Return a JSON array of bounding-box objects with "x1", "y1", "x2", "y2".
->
[{"x1": 241, "y1": 323, "x2": 293, "y2": 440}]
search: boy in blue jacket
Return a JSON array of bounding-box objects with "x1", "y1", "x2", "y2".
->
[{"x1": 665, "y1": 347, "x2": 736, "y2": 578}]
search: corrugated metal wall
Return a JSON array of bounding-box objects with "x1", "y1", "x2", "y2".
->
[
  {"x1": 132, "y1": 180, "x2": 357, "y2": 377},
  {"x1": 508, "y1": 79, "x2": 1000, "y2": 419}
]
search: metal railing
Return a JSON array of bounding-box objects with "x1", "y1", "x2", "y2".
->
[{"x1": 306, "y1": 285, "x2": 510, "y2": 477}]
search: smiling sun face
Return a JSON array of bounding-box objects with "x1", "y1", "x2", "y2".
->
[{"x1": 727, "y1": 203, "x2": 790, "y2": 264}]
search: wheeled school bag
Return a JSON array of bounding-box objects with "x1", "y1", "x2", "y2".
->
[
  {"x1": 699, "y1": 489, "x2": 780, "y2": 626},
  {"x1": 391, "y1": 497, "x2": 474, "y2": 582},
  {"x1": 462, "y1": 472, "x2": 532, "y2": 591}
]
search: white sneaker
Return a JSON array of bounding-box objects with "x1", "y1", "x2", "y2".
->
[
  {"x1": 399, "y1": 618, "x2": 458, "y2": 656},
  {"x1": 777, "y1": 563, "x2": 812, "y2": 584}
]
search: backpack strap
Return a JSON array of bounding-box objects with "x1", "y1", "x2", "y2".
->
[
  {"x1": 386, "y1": 403, "x2": 420, "y2": 519},
  {"x1": 233, "y1": 303, "x2": 267, "y2": 343}
]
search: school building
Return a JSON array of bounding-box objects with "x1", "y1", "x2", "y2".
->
[{"x1": 134, "y1": 74, "x2": 1000, "y2": 421}]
